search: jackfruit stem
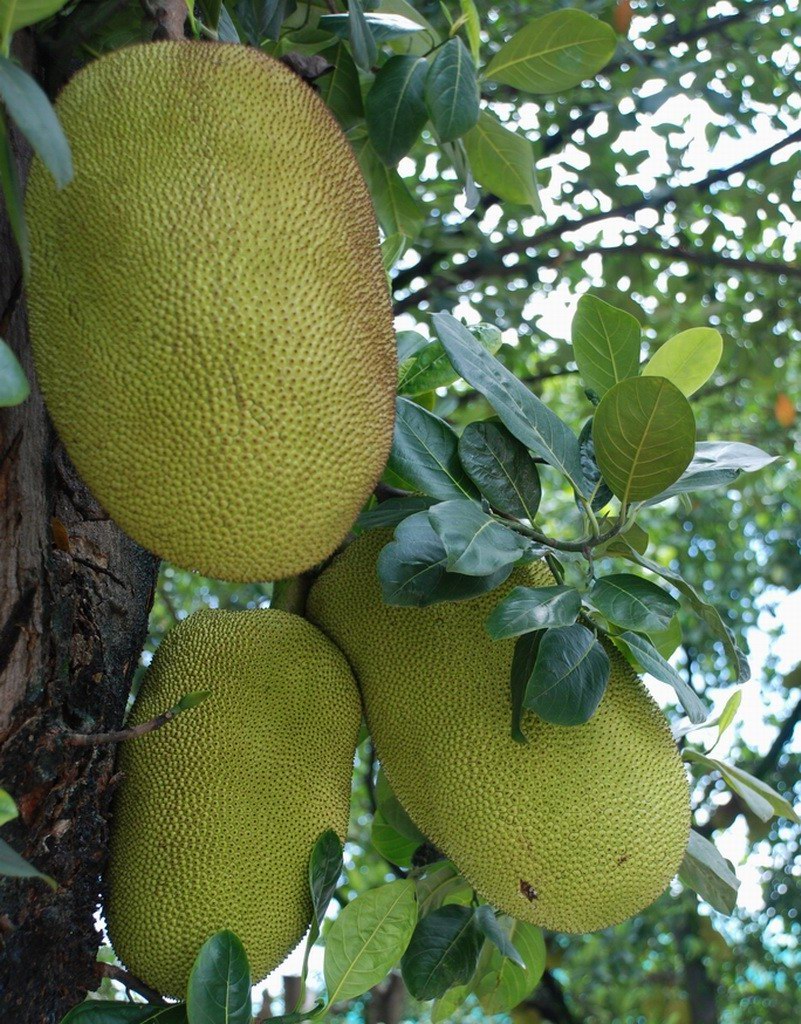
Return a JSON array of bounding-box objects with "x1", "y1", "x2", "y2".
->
[
  {"x1": 64, "y1": 696, "x2": 203, "y2": 746},
  {"x1": 99, "y1": 963, "x2": 168, "y2": 1006}
]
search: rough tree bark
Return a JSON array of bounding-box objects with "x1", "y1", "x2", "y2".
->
[{"x1": 0, "y1": 63, "x2": 158, "y2": 1024}]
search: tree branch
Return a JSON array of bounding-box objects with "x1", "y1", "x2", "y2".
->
[{"x1": 98, "y1": 963, "x2": 168, "y2": 1006}]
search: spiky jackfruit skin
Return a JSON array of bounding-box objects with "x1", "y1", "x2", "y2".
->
[
  {"x1": 307, "y1": 530, "x2": 691, "y2": 934},
  {"x1": 25, "y1": 42, "x2": 396, "y2": 582},
  {"x1": 106, "y1": 608, "x2": 361, "y2": 997}
]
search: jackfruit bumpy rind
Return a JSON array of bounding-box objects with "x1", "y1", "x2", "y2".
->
[
  {"x1": 105, "y1": 608, "x2": 361, "y2": 998},
  {"x1": 25, "y1": 42, "x2": 396, "y2": 582},
  {"x1": 307, "y1": 530, "x2": 692, "y2": 934}
]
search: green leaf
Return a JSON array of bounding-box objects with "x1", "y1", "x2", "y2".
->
[
  {"x1": 589, "y1": 573, "x2": 679, "y2": 633},
  {"x1": 365, "y1": 55, "x2": 428, "y2": 166},
  {"x1": 684, "y1": 751, "x2": 800, "y2": 824},
  {"x1": 234, "y1": 0, "x2": 288, "y2": 45},
  {"x1": 678, "y1": 829, "x2": 739, "y2": 915},
  {"x1": 712, "y1": 689, "x2": 742, "y2": 749},
  {"x1": 474, "y1": 918, "x2": 546, "y2": 1015},
  {"x1": 309, "y1": 830, "x2": 343, "y2": 932},
  {"x1": 459, "y1": 0, "x2": 480, "y2": 62},
  {"x1": 485, "y1": 9, "x2": 616, "y2": 93},
  {"x1": 434, "y1": 313, "x2": 587, "y2": 494},
  {"x1": 358, "y1": 495, "x2": 435, "y2": 530},
  {"x1": 0, "y1": 787, "x2": 17, "y2": 826},
  {"x1": 642, "y1": 327, "x2": 723, "y2": 397},
  {"x1": 320, "y1": 10, "x2": 424, "y2": 43},
  {"x1": 376, "y1": 769, "x2": 426, "y2": 843},
  {"x1": 428, "y1": 499, "x2": 528, "y2": 576},
  {"x1": 571, "y1": 293, "x2": 641, "y2": 398},
  {"x1": 401, "y1": 905, "x2": 483, "y2": 1001},
  {"x1": 578, "y1": 417, "x2": 613, "y2": 512},
  {"x1": 524, "y1": 624, "x2": 610, "y2": 726},
  {"x1": 216, "y1": 4, "x2": 239, "y2": 42},
  {"x1": 0, "y1": 0, "x2": 69, "y2": 35},
  {"x1": 0, "y1": 57, "x2": 72, "y2": 188},
  {"x1": 350, "y1": 131, "x2": 425, "y2": 237},
  {"x1": 198, "y1": 0, "x2": 222, "y2": 30},
  {"x1": 0, "y1": 836, "x2": 56, "y2": 888},
  {"x1": 381, "y1": 232, "x2": 406, "y2": 272},
  {"x1": 324, "y1": 879, "x2": 417, "y2": 1003},
  {"x1": 614, "y1": 632, "x2": 707, "y2": 724},
  {"x1": 186, "y1": 931, "x2": 251, "y2": 1024},
  {"x1": 346, "y1": 0, "x2": 378, "y2": 71},
  {"x1": 645, "y1": 441, "x2": 780, "y2": 504},
  {"x1": 318, "y1": 43, "x2": 364, "y2": 128},
  {"x1": 431, "y1": 983, "x2": 472, "y2": 1023},
  {"x1": 0, "y1": 111, "x2": 28, "y2": 276},
  {"x1": 462, "y1": 111, "x2": 538, "y2": 207},
  {"x1": 458, "y1": 421, "x2": 541, "y2": 520},
  {"x1": 397, "y1": 329, "x2": 429, "y2": 361},
  {"x1": 425, "y1": 37, "x2": 479, "y2": 142},
  {"x1": 416, "y1": 861, "x2": 471, "y2": 916},
  {"x1": 371, "y1": 809, "x2": 422, "y2": 867},
  {"x1": 0, "y1": 337, "x2": 28, "y2": 406},
  {"x1": 510, "y1": 631, "x2": 542, "y2": 743},
  {"x1": 61, "y1": 1004, "x2": 187, "y2": 1024},
  {"x1": 593, "y1": 377, "x2": 696, "y2": 503},
  {"x1": 486, "y1": 585, "x2": 581, "y2": 640},
  {"x1": 473, "y1": 906, "x2": 524, "y2": 968},
  {"x1": 174, "y1": 690, "x2": 211, "y2": 712},
  {"x1": 389, "y1": 397, "x2": 479, "y2": 501},
  {"x1": 398, "y1": 323, "x2": 502, "y2": 397},
  {"x1": 646, "y1": 614, "x2": 682, "y2": 659}
]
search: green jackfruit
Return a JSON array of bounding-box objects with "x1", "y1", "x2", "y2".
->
[
  {"x1": 106, "y1": 608, "x2": 360, "y2": 997},
  {"x1": 25, "y1": 41, "x2": 395, "y2": 582},
  {"x1": 308, "y1": 530, "x2": 691, "y2": 934}
]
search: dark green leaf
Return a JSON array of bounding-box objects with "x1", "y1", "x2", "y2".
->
[
  {"x1": 0, "y1": 0, "x2": 70, "y2": 35},
  {"x1": 473, "y1": 919, "x2": 546, "y2": 1015},
  {"x1": 320, "y1": 10, "x2": 424, "y2": 43},
  {"x1": 462, "y1": 111, "x2": 538, "y2": 207},
  {"x1": 473, "y1": 906, "x2": 525, "y2": 968},
  {"x1": 615, "y1": 632, "x2": 707, "y2": 724},
  {"x1": 0, "y1": 338, "x2": 29, "y2": 406},
  {"x1": 401, "y1": 905, "x2": 483, "y2": 1001},
  {"x1": 397, "y1": 329, "x2": 429, "y2": 362},
  {"x1": 216, "y1": 4, "x2": 240, "y2": 42},
  {"x1": 416, "y1": 861, "x2": 472, "y2": 916},
  {"x1": 577, "y1": 418, "x2": 613, "y2": 512},
  {"x1": 186, "y1": 931, "x2": 251, "y2": 1024},
  {"x1": 371, "y1": 809, "x2": 422, "y2": 867},
  {"x1": 509, "y1": 631, "x2": 542, "y2": 743},
  {"x1": 234, "y1": 0, "x2": 290, "y2": 45},
  {"x1": 358, "y1": 495, "x2": 435, "y2": 530},
  {"x1": 425, "y1": 37, "x2": 479, "y2": 142},
  {"x1": 458, "y1": 420, "x2": 541, "y2": 520},
  {"x1": 0, "y1": 837, "x2": 56, "y2": 888},
  {"x1": 0, "y1": 112, "x2": 29, "y2": 276},
  {"x1": 309, "y1": 830, "x2": 343, "y2": 931},
  {"x1": 61, "y1": 1004, "x2": 187, "y2": 1023},
  {"x1": 593, "y1": 377, "x2": 695, "y2": 503},
  {"x1": 350, "y1": 129, "x2": 425, "y2": 237},
  {"x1": 645, "y1": 441, "x2": 780, "y2": 504},
  {"x1": 485, "y1": 9, "x2": 616, "y2": 94},
  {"x1": 346, "y1": 0, "x2": 377, "y2": 71},
  {"x1": 428, "y1": 499, "x2": 528, "y2": 576},
  {"x1": 571, "y1": 293, "x2": 641, "y2": 398},
  {"x1": 398, "y1": 324, "x2": 502, "y2": 397},
  {"x1": 589, "y1": 573, "x2": 678, "y2": 633},
  {"x1": 678, "y1": 829, "x2": 739, "y2": 915},
  {"x1": 486, "y1": 585, "x2": 581, "y2": 640},
  {"x1": 198, "y1": 0, "x2": 222, "y2": 30},
  {"x1": 318, "y1": 43, "x2": 363, "y2": 128},
  {"x1": 524, "y1": 625, "x2": 610, "y2": 726},
  {"x1": 389, "y1": 397, "x2": 478, "y2": 501},
  {"x1": 376, "y1": 769, "x2": 426, "y2": 843},
  {"x1": 325, "y1": 879, "x2": 417, "y2": 1003},
  {"x1": 0, "y1": 57, "x2": 72, "y2": 188},
  {"x1": 433, "y1": 313, "x2": 587, "y2": 495},
  {"x1": 366, "y1": 55, "x2": 428, "y2": 166}
]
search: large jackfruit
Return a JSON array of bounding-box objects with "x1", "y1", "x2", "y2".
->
[
  {"x1": 25, "y1": 41, "x2": 396, "y2": 582},
  {"x1": 106, "y1": 608, "x2": 361, "y2": 997},
  {"x1": 307, "y1": 530, "x2": 691, "y2": 934}
]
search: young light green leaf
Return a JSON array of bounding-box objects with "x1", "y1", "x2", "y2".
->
[
  {"x1": 473, "y1": 905, "x2": 525, "y2": 968},
  {"x1": 642, "y1": 327, "x2": 723, "y2": 397},
  {"x1": 0, "y1": 837, "x2": 56, "y2": 888},
  {"x1": 473, "y1": 918, "x2": 546, "y2": 1016},
  {"x1": 365, "y1": 55, "x2": 428, "y2": 166},
  {"x1": 398, "y1": 323, "x2": 502, "y2": 397},
  {"x1": 0, "y1": 787, "x2": 17, "y2": 826},
  {"x1": 459, "y1": 0, "x2": 481, "y2": 62},
  {"x1": 401, "y1": 904, "x2": 483, "y2": 1001},
  {"x1": 186, "y1": 931, "x2": 251, "y2": 1024},
  {"x1": 463, "y1": 111, "x2": 538, "y2": 207},
  {"x1": 484, "y1": 9, "x2": 616, "y2": 94},
  {"x1": 458, "y1": 420, "x2": 541, "y2": 520},
  {"x1": 346, "y1": 0, "x2": 378, "y2": 71},
  {"x1": 486, "y1": 585, "x2": 581, "y2": 640},
  {"x1": 645, "y1": 440, "x2": 780, "y2": 504},
  {"x1": 510, "y1": 631, "x2": 542, "y2": 743},
  {"x1": 0, "y1": 0, "x2": 70, "y2": 36},
  {"x1": 593, "y1": 376, "x2": 695, "y2": 503},
  {"x1": 428, "y1": 498, "x2": 528, "y2": 576},
  {"x1": 350, "y1": 129, "x2": 426, "y2": 238},
  {"x1": 174, "y1": 691, "x2": 211, "y2": 712},
  {"x1": 433, "y1": 313, "x2": 587, "y2": 495},
  {"x1": 615, "y1": 632, "x2": 707, "y2": 724},
  {"x1": 425, "y1": 37, "x2": 479, "y2": 142},
  {"x1": 524, "y1": 624, "x2": 610, "y2": 726},
  {"x1": 589, "y1": 573, "x2": 679, "y2": 633},
  {"x1": 390, "y1": 397, "x2": 479, "y2": 501},
  {"x1": 358, "y1": 495, "x2": 435, "y2": 530},
  {"x1": 678, "y1": 829, "x2": 739, "y2": 916},
  {"x1": 0, "y1": 57, "x2": 72, "y2": 188},
  {"x1": 61, "y1": 1003, "x2": 187, "y2": 1023},
  {"x1": 710, "y1": 689, "x2": 742, "y2": 750},
  {"x1": 0, "y1": 112, "x2": 29, "y2": 276},
  {"x1": 416, "y1": 861, "x2": 472, "y2": 916},
  {"x1": 0, "y1": 338, "x2": 29, "y2": 406},
  {"x1": 324, "y1": 879, "x2": 417, "y2": 1004},
  {"x1": 571, "y1": 293, "x2": 641, "y2": 397}
]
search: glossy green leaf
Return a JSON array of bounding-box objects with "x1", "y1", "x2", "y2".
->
[
  {"x1": 589, "y1": 573, "x2": 678, "y2": 633},
  {"x1": 462, "y1": 111, "x2": 538, "y2": 207},
  {"x1": 0, "y1": 338, "x2": 29, "y2": 406},
  {"x1": 0, "y1": 837, "x2": 56, "y2": 888},
  {"x1": 509, "y1": 631, "x2": 542, "y2": 743},
  {"x1": 398, "y1": 323, "x2": 502, "y2": 397},
  {"x1": 320, "y1": 10, "x2": 424, "y2": 43},
  {"x1": 645, "y1": 441, "x2": 780, "y2": 504},
  {"x1": 646, "y1": 614, "x2": 682, "y2": 659},
  {"x1": 458, "y1": 420, "x2": 541, "y2": 520},
  {"x1": 474, "y1": 918, "x2": 546, "y2": 1015},
  {"x1": 425, "y1": 37, "x2": 479, "y2": 142},
  {"x1": 371, "y1": 809, "x2": 421, "y2": 867},
  {"x1": 434, "y1": 313, "x2": 587, "y2": 494},
  {"x1": 401, "y1": 904, "x2": 483, "y2": 1001},
  {"x1": 350, "y1": 130, "x2": 425, "y2": 238},
  {"x1": 474, "y1": 905, "x2": 525, "y2": 968},
  {"x1": 186, "y1": 931, "x2": 250, "y2": 1024},
  {"x1": 416, "y1": 861, "x2": 471, "y2": 916},
  {"x1": 389, "y1": 397, "x2": 478, "y2": 501},
  {"x1": 486, "y1": 585, "x2": 581, "y2": 640},
  {"x1": 346, "y1": 0, "x2": 378, "y2": 71},
  {"x1": 593, "y1": 376, "x2": 695, "y2": 503},
  {"x1": 572, "y1": 293, "x2": 641, "y2": 397},
  {"x1": 0, "y1": 787, "x2": 17, "y2": 826},
  {"x1": 358, "y1": 495, "x2": 435, "y2": 530},
  {"x1": 678, "y1": 829, "x2": 739, "y2": 916},
  {"x1": 376, "y1": 769, "x2": 426, "y2": 843},
  {"x1": 309, "y1": 829, "x2": 343, "y2": 931},
  {"x1": 0, "y1": 57, "x2": 72, "y2": 188},
  {"x1": 381, "y1": 232, "x2": 406, "y2": 271},
  {"x1": 484, "y1": 9, "x2": 616, "y2": 94},
  {"x1": 428, "y1": 498, "x2": 528, "y2": 576},
  {"x1": 578, "y1": 417, "x2": 613, "y2": 512},
  {"x1": 318, "y1": 43, "x2": 363, "y2": 128},
  {"x1": 0, "y1": 0, "x2": 69, "y2": 35},
  {"x1": 642, "y1": 327, "x2": 723, "y2": 397},
  {"x1": 234, "y1": 0, "x2": 288, "y2": 44},
  {"x1": 397, "y1": 329, "x2": 428, "y2": 361},
  {"x1": 216, "y1": 4, "x2": 240, "y2": 42},
  {"x1": 61, "y1": 1004, "x2": 187, "y2": 1024},
  {"x1": 684, "y1": 751, "x2": 800, "y2": 824},
  {"x1": 524, "y1": 624, "x2": 610, "y2": 726},
  {"x1": 459, "y1": 0, "x2": 481, "y2": 62},
  {"x1": 365, "y1": 55, "x2": 428, "y2": 165},
  {"x1": 615, "y1": 631, "x2": 707, "y2": 724},
  {"x1": 324, "y1": 879, "x2": 417, "y2": 1003}
]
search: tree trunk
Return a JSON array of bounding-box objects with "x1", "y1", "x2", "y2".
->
[
  {"x1": 674, "y1": 898, "x2": 720, "y2": 1024},
  {"x1": 0, "y1": 98, "x2": 158, "y2": 1022}
]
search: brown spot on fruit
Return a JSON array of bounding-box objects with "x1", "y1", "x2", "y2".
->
[{"x1": 520, "y1": 879, "x2": 538, "y2": 902}]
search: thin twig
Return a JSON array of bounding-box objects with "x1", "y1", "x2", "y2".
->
[
  {"x1": 99, "y1": 963, "x2": 169, "y2": 1005},
  {"x1": 64, "y1": 707, "x2": 182, "y2": 747}
]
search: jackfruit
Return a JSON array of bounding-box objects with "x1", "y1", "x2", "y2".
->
[
  {"x1": 105, "y1": 607, "x2": 361, "y2": 997},
  {"x1": 25, "y1": 41, "x2": 396, "y2": 582},
  {"x1": 307, "y1": 530, "x2": 691, "y2": 933}
]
